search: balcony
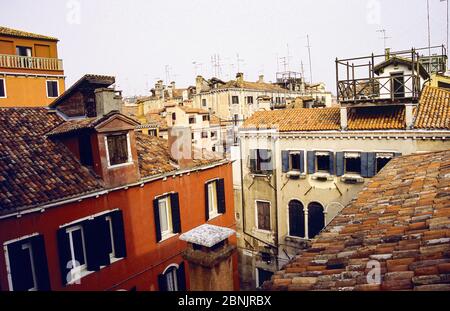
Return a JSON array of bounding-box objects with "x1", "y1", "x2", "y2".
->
[{"x1": 0, "y1": 54, "x2": 63, "y2": 71}]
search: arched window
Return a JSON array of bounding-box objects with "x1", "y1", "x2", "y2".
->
[
  {"x1": 288, "y1": 200, "x2": 305, "y2": 238},
  {"x1": 308, "y1": 202, "x2": 325, "y2": 239},
  {"x1": 158, "y1": 263, "x2": 186, "y2": 291}
]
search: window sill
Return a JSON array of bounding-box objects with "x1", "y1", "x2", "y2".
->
[
  {"x1": 251, "y1": 172, "x2": 272, "y2": 178},
  {"x1": 159, "y1": 232, "x2": 179, "y2": 243},
  {"x1": 311, "y1": 172, "x2": 333, "y2": 181},
  {"x1": 208, "y1": 213, "x2": 223, "y2": 221},
  {"x1": 340, "y1": 174, "x2": 365, "y2": 184},
  {"x1": 67, "y1": 267, "x2": 92, "y2": 285},
  {"x1": 107, "y1": 161, "x2": 134, "y2": 169},
  {"x1": 286, "y1": 171, "x2": 306, "y2": 179}
]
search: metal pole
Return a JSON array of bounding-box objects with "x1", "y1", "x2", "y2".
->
[
  {"x1": 427, "y1": 0, "x2": 431, "y2": 57},
  {"x1": 306, "y1": 35, "x2": 313, "y2": 84}
]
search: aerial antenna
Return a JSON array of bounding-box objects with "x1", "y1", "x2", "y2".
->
[
  {"x1": 306, "y1": 34, "x2": 313, "y2": 84},
  {"x1": 164, "y1": 65, "x2": 171, "y2": 85},
  {"x1": 427, "y1": 0, "x2": 432, "y2": 57},
  {"x1": 377, "y1": 29, "x2": 391, "y2": 50},
  {"x1": 236, "y1": 53, "x2": 244, "y2": 72},
  {"x1": 192, "y1": 61, "x2": 203, "y2": 76}
]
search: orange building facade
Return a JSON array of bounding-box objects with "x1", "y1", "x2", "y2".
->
[{"x1": 0, "y1": 26, "x2": 65, "y2": 107}]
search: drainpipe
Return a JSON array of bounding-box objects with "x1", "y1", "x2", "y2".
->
[{"x1": 272, "y1": 134, "x2": 279, "y2": 271}]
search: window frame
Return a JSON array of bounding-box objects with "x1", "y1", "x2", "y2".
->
[
  {"x1": 343, "y1": 151, "x2": 362, "y2": 175},
  {"x1": 375, "y1": 152, "x2": 395, "y2": 173},
  {"x1": 188, "y1": 116, "x2": 196, "y2": 124},
  {"x1": 65, "y1": 225, "x2": 88, "y2": 282},
  {"x1": 201, "y1": 131, "x2": 208, "y2": 139},
  {"x1": 202, "y1": 98, "x2": 207, "y2": 107},
  {"x1": 255, "y1": 200, "x2": 271, "y2": 232},
  {"x1": 46, "y1": 80, "x2": 59, "y2": 98},
  {"x1": 206, "y1": 180, "x2": 220, "y2": 219},
  {"x1": 105, "y1": 216, "x2": 116, "y2": 259},
  {"x1": 0, "y1": 78, "x2": 6, "y2": 98},
  {"x1": 231, "y1": 95, "x2": 239, "y2": 105},
  {"x1": 289, "y1": 151, "x2": 303, "y2": 172},
  {"x1": 104, "y1": 132, "x2": 133, "y2": 168},
  {"x1": 246, "y1": 96, "x2": 254, "y2": 104},
  {"x1": 256, "y1": 267, "x2": 274, "y2": 288},
  {"x1": 315, "y1": 151, "x2": 331, "y2": 173},
  {"x1": 158, "y1": 196, "x2": 174, "y2": 240}
]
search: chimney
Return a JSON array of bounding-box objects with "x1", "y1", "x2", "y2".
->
[
  {"x1": 385, "y1": 48, "x2": 391, "y2": 61},
  {"x1": 168, "y1": 81, "x2": 175, "y2": 99},
  {"x1": 236, "y1": 72, "x2": 244, "y2": 84},
  {"x1": 405, "y1": 103, "x2": 414, "y2": 129},
  {"x1": 195, "y1": 75, "x2": 203, "y2": 94},
  {"x1": 258, "y1": 75, "x2": 264, "y2": 83},
  {"x1": 168, "y1": 126, "x2": 193, "y2": 169},
  {"x1": 155, "y1": 80, "x2": 164, "y2": 98},
  {"x1": 180, "y1": 224, "x2": 236, "y2": 291},
  {"x1": 95, "y1": 88, "x2": 122, "y2": 117},
  {"x1": 340, "y1": 107, "x2": 348, "y2": 130}
]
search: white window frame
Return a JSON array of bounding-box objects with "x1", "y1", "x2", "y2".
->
[
  {"x1": 163, "y1": 265, "x2": 179, "y2": 291},
  {"x1": 255, "y1": 200, "x2": 271, "y2": 232},
  {"x1": 207, "y1": 180, "x2": 220, "y2": 219},
  {"x1": 0, "y1": 78, "x2": 7, "y2": 98},
  {"x1": 66, "y1": 225, "x2": 88, "y2": 283},
  {"x1": 105, "y1": 216, "x2": 116, "y2": 259},
  {"x1": 288, "y1": 150, "x2": 305, "y2": 172},
  {"x1": 46, "y1": 80, "x2": 59, "y2": 98},
  {"x1": 158, "y1": 196, "x2": 173, "y2": 240},
  {"x1": 343, "y1": 151, "x2": 362, "y2": 175},
  {"x1": 104, "y1": 132, "x2": 133, "y2": 169},
  {"x1": 255, "y1": 267, "x2": 273, "y2": 289}
]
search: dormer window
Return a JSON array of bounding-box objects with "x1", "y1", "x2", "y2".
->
[{"x1": 105, "y1": 133, "x2": 132, "y2": 167}]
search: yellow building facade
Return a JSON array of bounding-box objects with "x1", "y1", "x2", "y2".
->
[{"x1": 0, "y1": 26, "x2": 65, "y2": 107}]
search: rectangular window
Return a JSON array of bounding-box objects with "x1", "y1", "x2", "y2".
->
[
  {"x1": 290, "y1": 152, "x2": 301, "y2": 171},
  {"x1": 0, "y1": 78, "x2": 5, "y2": 98},
  {"x1": 16, "y1": 46, "x2": 32, "y2": 57},
  {"x1": 250, "y1": 149, "x2": 273, "y2": 174},
  {"x1": 207, "y1": 181, "x2": 218, "y2": 218},
  {"x1": 315, "y1": 152, "x2": 331, "y2": 172},
  {"x1": 66, "y1": 225, "x2": 87, "y2": 278},
  {"x1": 158, "y1": 197, "x2": 173, "y2": 238},
  {"x1": 344, "y1": 152, "x2": 361, "y2": 174},
  {"x1": 189, "y1": 116, "x2": 195, "y2": 124},
  {"x1": 256, "y1": 201, "x2": 271, "y2": 231},
  {"x1": 201, "y1": 131, "x2": 208, "y2": 138},
  {"x1": 246, "y1": 96, "x2": 254, "y2": 104},
  {"x1": 106, "y1": 133, "x2": 130, "y2": 167},
  {"x1": 202, "y1": 114, "x2": 210, "y2": 121},
  {"x1": 46, "y1": 80, "x2": 59, "y2": 98},
  {"x1": 172, "y1": 112, "x2": 176, "y2": 120},
  {"x1": 202, "y1": 98, "x2": 207, "y2": 107},
  {"x1": 257, "y1": 268, "x2": 273, "y2": 288},
  {"x1": 211, "y1": 131, "x2": 217, "y2": 139},
  {"x1": 232, "y1": 96, "x2": 239, "y2": 104},
  {"x1": 376, "y1": 152, "x2": 394, "y2": 173}
]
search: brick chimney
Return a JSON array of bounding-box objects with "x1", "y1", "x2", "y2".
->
[
  {"x1": 180, "y1": 224, "x2": 236, "y2": 291},
  {"x1": 258, "y1": 75, "x2": 264, "y2": 83},
  {"x1": 385, "y1": 48, "x2": 391, "y2": 61},
  {"x1": 168, "y1": 126, "x2": 193, "y2": 169},
  {"x1": 95, "y1": 88, "x2": 123, "y2": 117}
]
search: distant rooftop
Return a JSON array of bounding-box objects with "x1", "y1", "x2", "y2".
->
[{"x1": 0, "y1": 26, "x2": 58, "y2": 41}]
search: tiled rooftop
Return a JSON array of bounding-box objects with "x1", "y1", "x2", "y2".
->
[
  {"x1": 0, "y1": 26, "x2": 58, "y2": 41},
  {"x1": 242, "y1": 86, "x2": 449, "y2": 132},
  {"x1": 264, "y1": 150, "x2": 450, "y2": 291},
  {"x1": 0, "y1": 108, "x2": 225, "y2": 215}
]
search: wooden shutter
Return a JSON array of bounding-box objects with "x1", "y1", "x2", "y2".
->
[
  {"x1": 288, "y1": 201, "x2": 305, "y2": 238},
  {"x1": 249, "y1": 150, "x2": 257, "y2": 172},
  {"x1": 158, "y1": 274, "x2": 167, "y2": 291},
  {"x1": 171, "y1": 193, "x2": 181, "y2": 234},
  {"x1": 56, "y1": 228, "x2": 71, "y2": 286},
  {"x1": 360, "y1": 152, "x2": 369, "y2": 178},
  {"x1": 31, "y1": 235, "x2": 51, "y2": 291},
  {"x1": 95, "y1": 216, "x2": 111, "y2": 266},
  {"x1": 336, "y1": 152, "x2": 344, "y2": 176},
  {"x1": 111, "y1": 210, "x2": 127, "y2": 258},
  {"x1": 368, "y1": 152, "x2": 376, "y2": 177},
  {"x1": 282, "y1": 151, "x2": 289, "y2": 173},
  {"x1": 177, "y1": 262, "x2": 187, "y2": 291},
  {"x1": 299, "y1": 151, "x2": 305, "y2": 173},
  {"x1": 217, "y1": 179, "x2": 226, "y2": 214},
  {"x1": 153, "y1": 199, "x2": 162, "y2": 242},
  {"x1": 307, "y1": 151, "x2": 315, "y2": 174},
  {"x1": 204, "y1": 183, "x2": 210, "y2": 221},
  {"x1": 84, "y1": 219, "x2": 101, "y2": 271},
  {"x1": 329, "y1": 152, "x2": 335, "y2": 175}
]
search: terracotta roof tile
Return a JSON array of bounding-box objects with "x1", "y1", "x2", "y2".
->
[
  {"x1": 263, "y1": 150, "x2": 450, "y2": 291},
  {"x1": 0, "y1": 26, "x2": 58, "y2": 41},
  {"x1": 415, "y1": 86, "x2": 450, "y2": 130}
]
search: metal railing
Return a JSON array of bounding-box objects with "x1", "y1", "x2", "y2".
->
[{"x1": 0, "y1": 54, "x2": 63, "y2": 71}]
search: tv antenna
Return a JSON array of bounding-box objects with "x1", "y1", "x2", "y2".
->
[{"x1": 376, "y1": 29, "x2": 391, "y2": 50}]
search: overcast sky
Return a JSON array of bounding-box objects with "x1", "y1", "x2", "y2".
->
[{"x1": 1, "y1": 0, "x2": 448, "y2": 96}]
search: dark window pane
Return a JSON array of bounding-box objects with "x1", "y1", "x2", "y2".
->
[
  {"x1": 308, "y1": 202, "x2": 324, "y2": 238},
  {"x1": 257, "y1": 201, "x2": 270, "y2": 231},
  {"x1": 345, "y1": 157, "x2": 361, "y2": 174},
  {"x1": 257, "y1": 268, "x2": 273, "y2": 287},
  {"x1": 232, "y1": 96, "x2": 239, "y2": 104},
  {"x1": 72, "y1": 229, "x2": 85, "y2": 266},
  {"x1": 290, "y1": 154, "x2": 301, "y2": 171},
  {"x1": 20, "y1": 246, "x2": 35, "y2": 290},
  {"x1": 107, "y1": 134, "x2": 129, "y2": 166},
  {"x1": 316, "y1": 155, "x2": 330, "y2": 171},
  {"x1": 376, "y1": 157, "x2": 391, "y2": 173},
  {"x1": 47, "y1": 81, "x2": 58, "y2": 97},
  {"x1": 289, "y1": 200, "x2": 305, "y2": 237},
  {"x1": 0, "y1": 79, "x2": 5, "y2": 97}
]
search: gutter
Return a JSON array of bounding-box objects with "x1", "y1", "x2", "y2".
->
[{"x1": 0, "y1": 159, "x2": 230, "y2": 221}]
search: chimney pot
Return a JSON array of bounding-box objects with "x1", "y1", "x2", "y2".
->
[{"x1": 168, "y1": 126, "x2": 193, "y2": 168}]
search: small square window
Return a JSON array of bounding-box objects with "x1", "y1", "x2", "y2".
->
[
  {"x1": 46, "y1": 80, "x2": 59, "y2": 98},
  {"x1": 256, "y1": 201, "x2": 271, "y2": 231},
  {"x1": 290, "y1": 153, "x2": 301, "y2": 171},
  {"x1": 106, "y1": 133, "x2": 130, "y2": 167},
  {"x1": 189, "y1": 116, "x2": 196, "y2": 124},
  {"x1": 316, "y1": 153, "x2": 330, "y2": 172},
  {"x1": 201, "y1": 131, "x2": 208, "y2": 138},
  {"x1": 232, "y1": 96, "x2": 239, "y2": 104},
  {"x1": 246, "y1": 96, "x2": 254, "y2": 104}
]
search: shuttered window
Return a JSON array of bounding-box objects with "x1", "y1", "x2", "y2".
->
[
  {"x1": 249, "y1": 149, "x2": 273, "y2": 174},
  {"x1": 57, "y1": 210, "x2": 127, "y2": 286},
  {"x1": 153, "y1": 193, "x2": 181, "y2": 243},
  {"x1": 308, "y1": 202, "x2": 325, "y2": 239},
  {"x1": 158, "y1": 262, "x2": 186, "y2": 291},
  {"x1": 288, "y1": 200, "x2": 305, "y2": 238},
  {"x1": 106, "y1": 133, "x2": 130, "y2": 166},
  {"x1": 344, "y1": 152, "x2": 361, "y2": 174},
  {"x1": 205, "y1": 179, "x2": 226, "y2": 221},
  {"x1": 256, "y1": 201, "x2": 271, "y2": 231},
  {"x1": 6, "y1": 235, "x2": 50, "y2": 291}
]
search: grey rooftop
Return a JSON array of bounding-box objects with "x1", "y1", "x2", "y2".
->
[{"x1": 179, "y1": 224, "x2": 235, "y2": 248}]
